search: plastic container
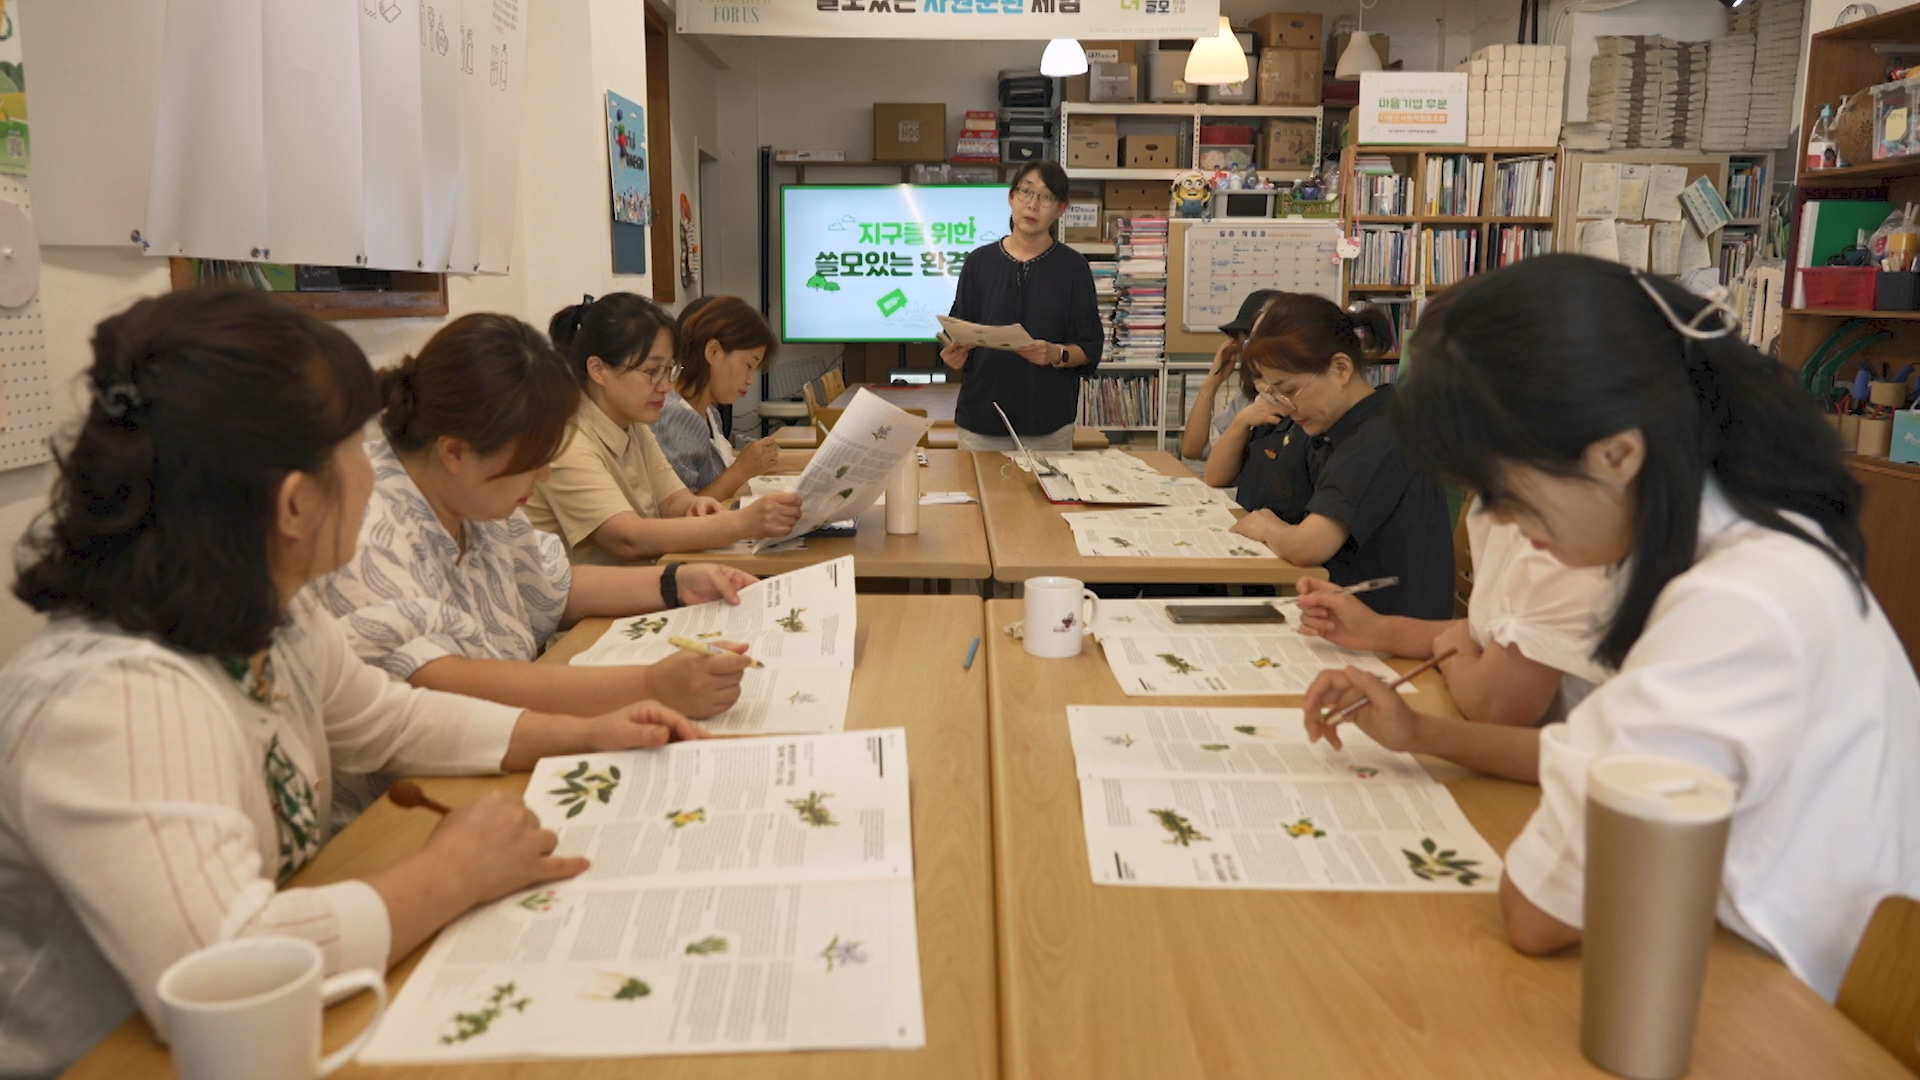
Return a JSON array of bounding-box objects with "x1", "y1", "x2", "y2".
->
[
  {"x1": 1872, "y1": 77, "x2": 1920, "y2": 160},
  {"x1": 1800, "y1": 266, "x2": 1879, "y2": 310},
  {"x1": 1807, "y1": 103, "x2": 1838, "y2": 171},
  {"x1": 1199, "y1": 124, "x2": 1256, "y2": 145}
]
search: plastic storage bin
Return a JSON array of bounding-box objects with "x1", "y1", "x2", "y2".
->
[{"x1": 1800, "y1": 267, "x2": 1880, "y2": 310}]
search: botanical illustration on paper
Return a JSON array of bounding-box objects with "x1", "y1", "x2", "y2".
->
[
  {"x1": 1227, "y1": 546, "x2": 1263, "y2": 558},
  {"x1": 1403, "y1": 838, "x2": 1483, "y2": 887},
  {"x1": 1233, "y1": 724, "x2": 1284, "y2": 738},
  {"x1": 1104, "y1": 734, "x2": 1136, "y2": 748},
  {"x1": 1149, "y1": 807, "x2": 1209, "y2": 846},
  {"x1": 585, "y1": 972, "x2": 652, "y2": 1001},
  {"x1": 550, "y1": 761, "x2": 621, "y2": 818},
  {"x1": 835, "y1": 488, "x2": 854, "y2": 501},
  {"x1": 1108, "y1": 536, "x2": 1134, "y2": 549},
  {"x1": 872, "y1": 425, "x2": 893, "y2": 441},
  {"x1": 788, "y1": 691, "x2": 818, "y2": 705},
  {"x1": 441, "y1": 983, "x2": 530, "y2": 1045},
  {"x1": 1348, "y1": 765, "x2": 1381, "y2": 780},
  {"x1": 1157, "y1": 653, "x2": 1199, "y2": 675},
  {"x1": 820, "y1": 934, "x2": 868, "y2": 972},
  {"x1": 695, "y1": 630, "x2": 723, "y2": 640},
  {"x1": 685, "y1": 936, "x2": 730, "y2": 957},
  {"x1": 516, "y1": 889, "x2": 560, "y2": 913},
  {"x1": 835, "y1": 465, "x2": 850, "y2": 478},
  {"x1": 788, "y1": 790, "x2": 838, "y2": 827},
  {"x1": 623, "y1": 616, "x2": 669, "y2": 640},
  {"x1": 665, "y1": 808, "x2": 706, "y2": 829},
  {"x1": 1285, "y1": 818, "x2": 1326, "y2": 839},
  {"x1": 776, "y1": 608, "x2": 808, "y2": 633},
  {"x1": 1200, "y1": 743, "x2": 1230, "y2": 751},
  {"x1": 1249, "y1": 657, "x2": 1276, "y2": 668}
]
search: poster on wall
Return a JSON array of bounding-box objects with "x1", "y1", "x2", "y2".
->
[
  {"x1": 606, "y1": 90, "x2": 649, "y2": 226},
  {"x1": 1356, "y1": 71, "x2": 1468, "y2": 146},
  {"x1": 0, "y1": 1, "x2": 27, "y2": 175},
  {"x1": 677, "y1": 0, "x2": 1218, "y2": 41}
]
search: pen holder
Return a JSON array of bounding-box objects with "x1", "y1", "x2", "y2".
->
[
  {"x1": 1839, "y1": 413, "x2": 1862, "y2": 450},
  {"x1": 885, "y1": 457, "x2": 919, "y2": 535},
  {"x1": 1875, "y1": 272, "x2": 1920, "y2": 312},
  {"x1": 1858, "y1": 416, "x2": 1895, "y2": 457},
  {"x1": 1870, "y1": 380, "x2": 1910, "y2": 408}
]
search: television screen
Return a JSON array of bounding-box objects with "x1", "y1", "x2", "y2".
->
[{"x1": 781, "y1": 184, "x2": 1010, "y2": 343}]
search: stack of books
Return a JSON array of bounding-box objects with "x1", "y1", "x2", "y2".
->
[
  {"x1": 1077, "y1": 374, "x2": 1161, "y2": 429},
  {"x1": 1742, "y1": 0, "x2": 1806, "y2": 152},
  {"x1": 1090, "y1": 260, "x2": 1119, "y2": 347},
  {"x1": 1492, "y1": 154, "x2": 1557, "y2": 216},
  {"x1": 1588, "y1": 36, "x2": 1706, "y2": 150},
  {"x1": 1459, "y1": 43, "x2": 1569, "y2": 148},
  {"x1": 1370, "y1": 297, "x2": 1419, "y2": 357},
  {"x1": 1700, "y1": 35, "x2": 1755, "y2": 151},
  {"x1": 1493, "y1": 224, "x2": 1553, "y2": 268},
  {"x1": 1726, "y1": 158, "x2": 1768, "y2": 220},
  {"x1": 1423, "y1": 154, "x2": 1485, "y2": 217},
  {"x1": 955, "y1": 111, "x2": 1001, "y2": 163},
  {"x1": 1353, "y1": 155, "x2": 1413, "y2": 216},
  {"x1": 1421, "y1": 227, "x2": 1480, "y2": 287},
  {"x1": 1719, "y1": 229, "x2": 1759, "y2": 286},
  {"x1": 1353, "y1": 225, "x2": 1416, "y2": 286},
  {"x1": 1112, "y1": 217, "x2": 1169, "y2": 364}
]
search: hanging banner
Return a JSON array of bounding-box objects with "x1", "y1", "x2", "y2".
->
[{"x1": 677, "y1": 0, "x2": 1219, "y2": 41}]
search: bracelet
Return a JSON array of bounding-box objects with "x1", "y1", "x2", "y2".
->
[{"x1": 659, "y1": 563, "x2": 683, "y2": 609}]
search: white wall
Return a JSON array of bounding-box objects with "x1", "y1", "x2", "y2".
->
[
  {"x1": 0, "y1": 0, "x2": 656, "y2": 663},
  {"x1": 668, "y1": 30, "x2": 723, "y2": 307}
]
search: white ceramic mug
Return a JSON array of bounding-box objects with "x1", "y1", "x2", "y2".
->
[
  {"x1": 158, "y1": 936, "x2": 388, "y2": 1080},
  {"x1": 1024, "y1": 576, "x2": 1100, "y2": 658}
]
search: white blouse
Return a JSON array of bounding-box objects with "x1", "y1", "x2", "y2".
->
[
  {"x1": 0, "y1": 601, "x2": 520, "y2": 1078},
  {"x1": 1465, "y1": 510, "x2": 1614, "y2": 723},
  {"x1": 1504, "y1": 485, "x2": 1920, "y2": 1000},
  {"x1": 309, "y1": 432, "x2": 573, "y2": 680}
]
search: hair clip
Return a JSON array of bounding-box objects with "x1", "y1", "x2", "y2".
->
[
  {"x1": 94, "y1": 380, "x2": 145, "y2": 420},
  {"x1": 1634, "y1": 274, "x2": 1740, "y2": 341},
  {"x1": 574, "y1": 293, "x2": 595, "y2": 331}
]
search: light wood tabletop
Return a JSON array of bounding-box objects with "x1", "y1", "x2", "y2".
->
[
  {"x1": 774, "y1": 423, "x2": 1109, "y2": 451},
  {"x1": 975, "y1": 448, "x2": 1325, "y2": 586},
  {"x1": 656, "y1": 448, "x2": 990, "y2": 581},
  {"x1": 66, "y1": 595, "x2": 996, "y2": 1080},
  {"x1": 982, "y1": 598, "x2": 1909, "y2": 1080}
]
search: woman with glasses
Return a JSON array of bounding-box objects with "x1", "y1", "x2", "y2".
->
[
  {"x1": 940, "y1": 161, "x2": 1105, "y2": 451},
  {"x1": 526, "y1": 293, "x2": 803, "y2": 564},
  {"x1": 1226, "y1": 293, "x2": 1453, "y2": 619}
]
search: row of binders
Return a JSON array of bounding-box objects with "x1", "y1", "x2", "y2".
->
[{"x1": 1077, "y1": 374, "x2": 1162, "y2": 429}]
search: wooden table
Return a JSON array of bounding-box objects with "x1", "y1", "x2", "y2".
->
[
  {"x1": 774, "y1": 423, "x2": 1108, "y2": 452},
  {"x1": 67, "y1": 596, "x2": 997, "y2": 1080},
  {"x1": 983, "y1": 598, "x2": 1909, "y2": 1080},
  {"x1": 658, "y1": 448, "x2": 991, "y2": 582},
  {"x1": 975, "y1": 449, "x2": 1323, "y2": 586}
]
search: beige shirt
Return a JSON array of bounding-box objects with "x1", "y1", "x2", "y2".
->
[{"x1": 524, "y1": 396, "x2": 688, "y2": 565}]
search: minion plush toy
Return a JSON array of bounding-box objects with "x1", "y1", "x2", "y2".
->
[{"x1": 1172, "y1": 171, "x2": 1211, "y2": 219}]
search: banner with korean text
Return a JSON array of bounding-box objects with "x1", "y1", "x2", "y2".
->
[{"x1": 679, "y1": 0, "x2": 1219, "y2": 40}]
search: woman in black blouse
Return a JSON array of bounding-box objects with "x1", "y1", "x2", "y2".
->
[{"x1": 940, "y1": 161, "x2": 1105, "y2": 451}]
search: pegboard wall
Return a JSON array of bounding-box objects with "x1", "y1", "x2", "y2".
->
[{"x1": 0, "y1": 174, "x2": 53, "y2": 473}]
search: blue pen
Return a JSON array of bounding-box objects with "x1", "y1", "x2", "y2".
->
[{"x1": 964, "y1": 637, "x2": 981, "y2": 671}]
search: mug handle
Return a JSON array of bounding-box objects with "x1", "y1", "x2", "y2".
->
[
  {"x1": 314, "y1": 968, "x2": 388, "y2": 1077},
  {"x1": 1080, "y1": 590, "x2": 1101, "y2": 636}
]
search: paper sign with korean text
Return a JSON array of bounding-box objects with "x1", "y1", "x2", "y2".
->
[{"x1": 1357, "y1": 72, "x2": 1469, "y2": 146}]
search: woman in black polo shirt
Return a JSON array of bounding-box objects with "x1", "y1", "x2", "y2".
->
[
  {"x1": 939, "y1": 161, "x2": 1105, "y2": 450},
  {"x1": 1228, "y1": 293, "x2": 1453, "y2": 619}
]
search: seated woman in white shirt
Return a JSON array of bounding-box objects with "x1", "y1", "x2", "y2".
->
[
  {"x1": 309, "y1": 313, "x2": 757, "y2": 720},
  {"x1": 1291, "y1": 503, "x2": 1612, "y2": 727},
  {"x1": 654, "y1": 295, "x2": 785, "y2": 499},
  {"x1": 0, "y1": 289, "x2": 709, "y2": 1078},
  {"x1": 524, "y1": 293, "x2": 802, "y2": 564},
  {"x1": 1302, "y1": 254, "x2": 1920, "y2": 1001}
]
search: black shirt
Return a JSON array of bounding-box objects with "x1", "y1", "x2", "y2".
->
[
  {"x1": 949, "y1": 239, "x2": 1105, "y2": 435},
  {"x1": 1235, "y1": 419, "x2": 1313, "y2": 524},
  {"x1": 1303, "y1": 385, "x2": 1454, "y2": 619}
]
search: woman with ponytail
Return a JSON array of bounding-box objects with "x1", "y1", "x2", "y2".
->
[
  {"x1": 1221, "y1": 293, "x2": 1454, "y2": 619},
  {"x1": 0, "y1": 290, "x2": 708, "y2": 1077},
  {"x1": 527, "y1": 293, "x2": 802, "y2": 563},
  {"x1": 310, "y1": 314, "x2": 758, "y2": 726},
  {"x1": 1301, "y1": 255, "x2": 1920, "y2": 1000}
]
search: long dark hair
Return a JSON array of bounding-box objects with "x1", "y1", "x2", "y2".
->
[
  {"x1": 1395, "y1": 254, "x2": 1862, "y2": 670},
  {"x1": 14, "y1": 288, "x2": 381, "y2": 657},
  {"x1": 1242, "y1": 293, "x2": 1393, "y2": 375},
  {"x1": 674, "y1": 295, "x2": 778, "y2": 399},
  {"x1": 548, "y1": 292, "x2": 677, "y2": 385},
  {"x1": 382, "y1": 313, "x2": 577, "y2": 478}
]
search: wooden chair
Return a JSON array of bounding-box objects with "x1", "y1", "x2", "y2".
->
[
  {"x1": 1836, "y1": 894, "x2": 1920, "y2": 1074},
  {"x1": 1453, "y1": 495, "x2": 1476, "y2": 619},
  {"x1": 821, "y1": 368, "x2": 847, "y2": 404}
]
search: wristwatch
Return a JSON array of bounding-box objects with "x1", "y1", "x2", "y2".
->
[{"x1": 1053, "y1": 347, "x2": 1070, "y2": 368}]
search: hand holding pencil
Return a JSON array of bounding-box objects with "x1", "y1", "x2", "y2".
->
[{"x1": 1301, "y1": 649, "x2": 1457, "y2": 754}]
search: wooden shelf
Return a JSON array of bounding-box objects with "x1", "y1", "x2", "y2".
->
[
  {"x1": 1784, "y1": 308, "x2": 1920, "y2": 320},
  {"x1": 1799, "y1": 158, "x2": 1920, "y2": 186},
  {"x1": 1066, "y1": 168, "x2": 1184, "y2": 181},
  {"x1": 167, "y1": 258, "x2": 448, "y2": 322},
  {"x1": 1352, "y1": 215, "x2": 1556, "y2": 224}
]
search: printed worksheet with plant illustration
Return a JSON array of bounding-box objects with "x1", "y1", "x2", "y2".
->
[
  {"x1": 1089, "y1": 598, "x2": 1403, "y2": 696},
  {"x1": 1068, "y1": 707, "x2": 1501, "y2": 893},
  {"x1": 1066, "y1": 504, "x2": 1277, "y2": 558},
  {"x1": 754, "y1": 390, "x2": 933, "y2": 552},
  {"x1": 568, "y1": 557, "x2": 856, "y2": 734},
  {"x1": 360, "y1": 728, "x2": 924, "y2": 1065}
]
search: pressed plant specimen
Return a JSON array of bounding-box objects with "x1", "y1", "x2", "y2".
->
[
  {"x1": 820, "y1": 934, "x2": 868, "y2": 972},
  {"x1": 1403, "y1": 838, "x2": 1484, "y2": 887},
  {"x1": 788, "y1": 790, "x2": 838, "y2": 827},
  {"x1": 550, "y1": 761, "x2": 621, "y2": 818},
  {"x1": 1149, "y1": 807, "x2": 1209, "y2": 846},
  {"x1": 441, "y1": 983, "x2": 531, "y2": 1044},
  {"x1": 776, "y1": 608, "x2": 808, "y2": 633}
]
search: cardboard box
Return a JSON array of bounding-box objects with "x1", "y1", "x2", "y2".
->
[
  {"x1": 1327, "y1": 31, "x2": 1389, "y2": 70},
  {"x1": 1068, "y1": 115, "x2": 1117, "y2": 138},
  {"x1": 1067, "y1": 134, "x2": 1119, "y2": 168},
  {"x1": 1248, "y1": 12, "x2": 1322, "y2": 50},
  {"x1": 1256, "y1": 48, "x2": 1321, "y2": 106},
  {"x1": 1063, "y1": 198, "x2": 1105, "y2": 242},
  {"x1": 1104, "y1": 178, "x2": 1169, "y2": 210},
  {"x1": 1259, "y1": 117, "x2": 1318, "y2": 170},
  {"x1": 874, "y1": 104, "x2": 947, "y2": 162},
  {"x1": 1146, "y1": 47, "x2": 1199, "y2": 103},
  {"x1": 1205, "y1": 78, "x2": 1257, "y2": 105},
  {"x1": 1066, "y1": 41, "x2": 1139, "y2": 101},
  {"x1": 1121, "y1": 135, "x2": 1179, "y2": 169},
  {"x1": 1087, "y1": 62, "x2": 1139, "y2": 103}
]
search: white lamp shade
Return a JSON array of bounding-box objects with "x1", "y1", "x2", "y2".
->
[
  {"x1": 1184, "y1": 17, "x2": 1248, "y2": 85},
  {"x1": 1041, "y1": 38, "x2": 1088, "y2": 77},
  {"x1": 1334, "y1": 33, "x2": 1383, "y2": 80}
]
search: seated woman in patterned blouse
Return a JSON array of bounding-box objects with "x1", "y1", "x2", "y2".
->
[
  {"x1": 0, "y1": 289, "x2": 706, "y2": 1078},
  {"x1": 310, "y1": 314, "x2": 757, "y2": 720}
]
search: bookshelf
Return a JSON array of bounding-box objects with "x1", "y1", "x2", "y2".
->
[
  {"x1": 1787, "y1": 4, "x2": 1920, "y2": 664},
  {"x1": 1058, "y1": 102, "x2": 1323, "y2": 184},
  {"x1": 1338, "y1": 145, "x2": 1565, "y2": 367}
]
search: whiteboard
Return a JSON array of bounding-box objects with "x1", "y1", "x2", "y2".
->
[{"x1": 1181, "y1": 222, "x2": 1343, "y2": 332}]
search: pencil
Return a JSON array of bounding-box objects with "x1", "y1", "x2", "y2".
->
[
  {"x1": 387, "y1": 780, "x2": 452, "y2": 815},
  {"x1": 964, "y1": 636, "x2": 981, "y2": 670},
  {"x1": 669, "y1": 635, "x2": 765, "y2": 669},
  {"x1": 1327, "y1": 647, "x2": 1459, "y2": 725},
  {"x1": 1278, "y1": 576, "x2": 1400, "y2": 604}
]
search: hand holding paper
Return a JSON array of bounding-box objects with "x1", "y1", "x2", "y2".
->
[{"x1": 937, "y1": 315, "x2": 1035, "y2": 351}]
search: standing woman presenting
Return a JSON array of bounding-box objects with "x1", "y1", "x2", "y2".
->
[{"x1": 941, "y1": 162, "x2": 1105, "y2": 451}]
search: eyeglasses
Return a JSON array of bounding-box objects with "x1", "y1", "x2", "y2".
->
[
  {"x1": 635, "y1": 362, "x2": 683, "y2": 386},
  {"x1": 1255, "y1": 371, "x2": 1320, "y2": 411},
  {"x1": 1013, "y1": 186, "x2": 1059, "y2": 209}
]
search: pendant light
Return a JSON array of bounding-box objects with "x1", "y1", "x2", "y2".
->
[
  {"x1": 1041, "y1": 38, "x2": 1088, "y2": 77},
  {"x1": 1334, "y1": 0, "x2": 1383, "y2": 81},
  {"x1": 1184, "y1": 17, "x2": 1248, "y2": 85}
]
